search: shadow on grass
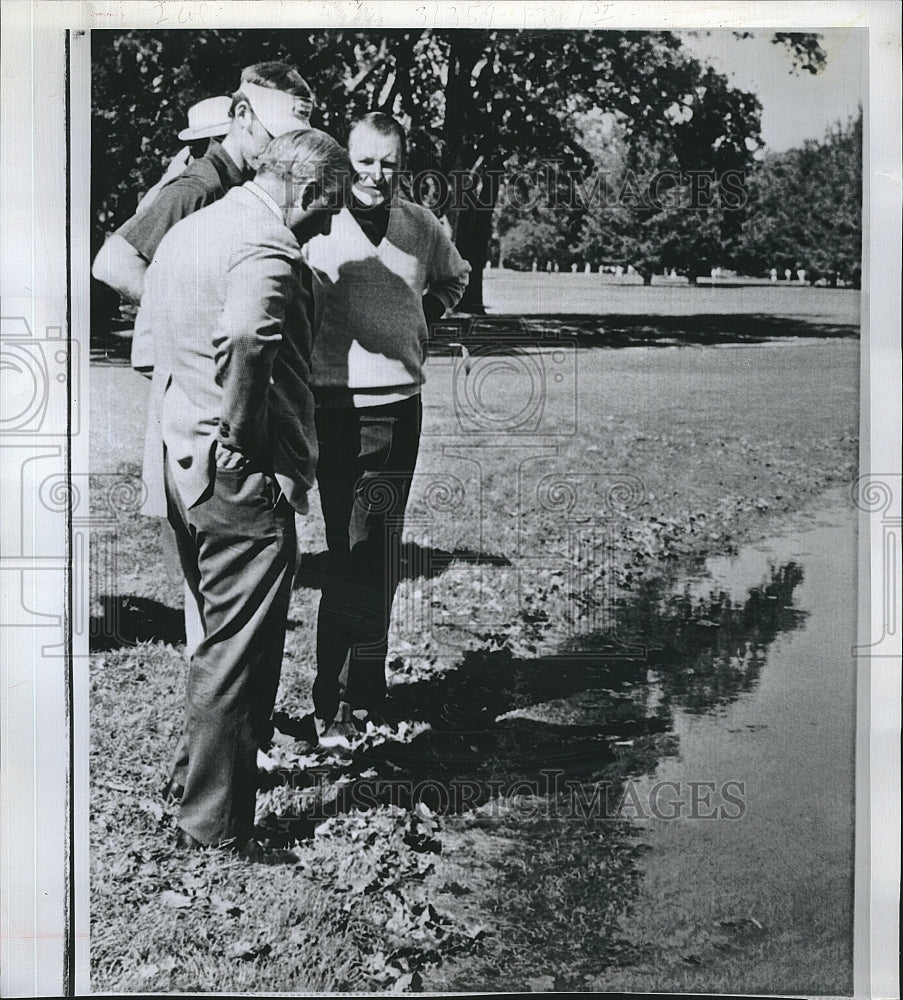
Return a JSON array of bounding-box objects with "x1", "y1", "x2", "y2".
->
[
  {"x1": 294, "y1": 541, "x2": 511, "y2": 591},
  {"x1": 92, "y1": 309, "x2": 859, "y2": 369},
  {"x1": 90, "y1": 564, "x2": 805, "y2": 828},
  {"x1": 89, "y1": 543, "x2": 509, "y2": 652},
  {"x1": 90, "y1": 595, "x2": 186, "y2": 651},
  {"x1": 429, "y1": 312, "x2": 859, "y2": 349}
]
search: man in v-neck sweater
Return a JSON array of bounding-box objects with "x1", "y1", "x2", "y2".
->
[{"x1": 304, "y1": 113, "x2": 470, "y2": 743}]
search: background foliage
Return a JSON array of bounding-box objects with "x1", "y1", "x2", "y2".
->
[{"x1": 92, "y1": 27, "x2": 859, "y2": 322}]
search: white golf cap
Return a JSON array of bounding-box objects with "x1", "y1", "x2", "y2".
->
[
  {"x1": 177, "y1": 96, "x2": 232, "y2": 141},
  {"x1": 241, "y1": 80, "x2": 312, "y2": 137}
]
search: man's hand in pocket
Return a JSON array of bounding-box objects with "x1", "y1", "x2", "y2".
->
[
  {"x1": 215, "y1": 442, "x2": 252, "y2": 471},
  {"x1": 119, "y1": 301, "x2": 139, "y2": 326}
]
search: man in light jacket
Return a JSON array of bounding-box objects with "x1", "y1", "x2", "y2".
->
[
  {"x1": 135, "y1": 128, "x2": 350, "y2": 850},
  {"x1": 93, "y1": 63, "x2": 315, "y2": 803}
]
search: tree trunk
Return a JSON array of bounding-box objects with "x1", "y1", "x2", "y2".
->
[
  {"x1": 642, "y1": 271, "x2": 653, "y2": 286},
  {"x1": 454, "y1": 198, "x2": 495, "y2": 314},
  {"x1": 442, "y1": 33, "x2": 494, "y2": 314}
]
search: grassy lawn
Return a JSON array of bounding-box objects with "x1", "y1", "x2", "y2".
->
[
  {"x1": 480, "y1": 269, "x2": 861, "y2": 323},
  {"x1": 89, "y1": 285, "x2": 859, "y2": 993}
]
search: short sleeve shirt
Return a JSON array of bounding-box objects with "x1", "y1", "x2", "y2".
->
[{"x1": 117, "y1": 139, "x2": 246, "y2": 262}]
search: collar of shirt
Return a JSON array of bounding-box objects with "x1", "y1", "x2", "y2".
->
[
  {"x1": 244, "y1": 180, "x2": 285, "y2": 223},
  {"x1": 205, "y1": 138, "x2": 247, "y2": 189}
]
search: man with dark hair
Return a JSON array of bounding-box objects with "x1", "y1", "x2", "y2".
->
[
  {"x1": 304, "y1": 112, "x2": 470, "y2": 747},
  {"x1": 135, "y1": 128, "x2": 350, "y2": 851}
]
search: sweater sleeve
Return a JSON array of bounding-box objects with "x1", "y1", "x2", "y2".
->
[{"x1": 425, "y1": 217, "x2": 471, "y2": 312}]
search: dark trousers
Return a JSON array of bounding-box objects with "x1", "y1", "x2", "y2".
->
[
  {"x1": 165, "y1": 458, "x2": 296, "y2": 846},
  {"x1": 313, "y1": 394, "x2": 422, "y2": 721}
]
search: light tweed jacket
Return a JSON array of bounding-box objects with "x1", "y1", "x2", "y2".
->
[{"x1": 136, "y1": 183, "x2": 317, "y2": 516}]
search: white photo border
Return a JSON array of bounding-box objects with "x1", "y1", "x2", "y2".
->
[{"x1": 0, "y1": 2, "x2": 899, "y2": 996}]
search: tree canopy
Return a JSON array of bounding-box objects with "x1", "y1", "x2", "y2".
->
[
  {"x1": 91, "y1": 27, "x2": 835, "y2": 313},
  {"x1": 735, "y1": 112, "x2": 862, "y2": 283}
]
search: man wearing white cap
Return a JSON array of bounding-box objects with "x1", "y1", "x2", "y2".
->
[
  {"x1": 91, "y1": 61, "x2": 315, "y2": 804},
  {"x1": 134, "y1": 96, "x2": 233, "y2": 216}
]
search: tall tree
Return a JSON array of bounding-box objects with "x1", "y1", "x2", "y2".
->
[{"x1": 92, "y1": 28, "x2": 827, "y2": 311}]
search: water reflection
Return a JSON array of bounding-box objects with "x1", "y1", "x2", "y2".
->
[
  {"x1": 252, "y1": 557, "x2": 813, "y2": 984},
  {"x1": 618, "y1": 561, "x2": 807, "y2": 715},
  {"x1": 264, "y1": 560, "x2": 807, "y2": 822},
  {"x1": 254, "y1": 557, "x2": 810, "y2": 985}
]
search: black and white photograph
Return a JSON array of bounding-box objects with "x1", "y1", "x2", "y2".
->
[{"x1": 0, "y1": 2, "x2": 900, "y2": 997}]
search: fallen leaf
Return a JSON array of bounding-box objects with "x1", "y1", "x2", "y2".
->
[
  {"x1": 440, "y1": 881, "x2": 470, "y2": 897},
  {"x1": 391, "y1": 970, "x2": 423, "y2": 992},
  {"x1": 210, "y1": 894, "x2": 243, "y2": 917},
  {"x1": 160, "y1": 890, "x2": 193, "y2": 909},
  {"x1": 226, "y1": 940, "x2": 272, "y2": 961},
  {"x1": 139, "y1": 798, "x2": 164, "y2": 822}
]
